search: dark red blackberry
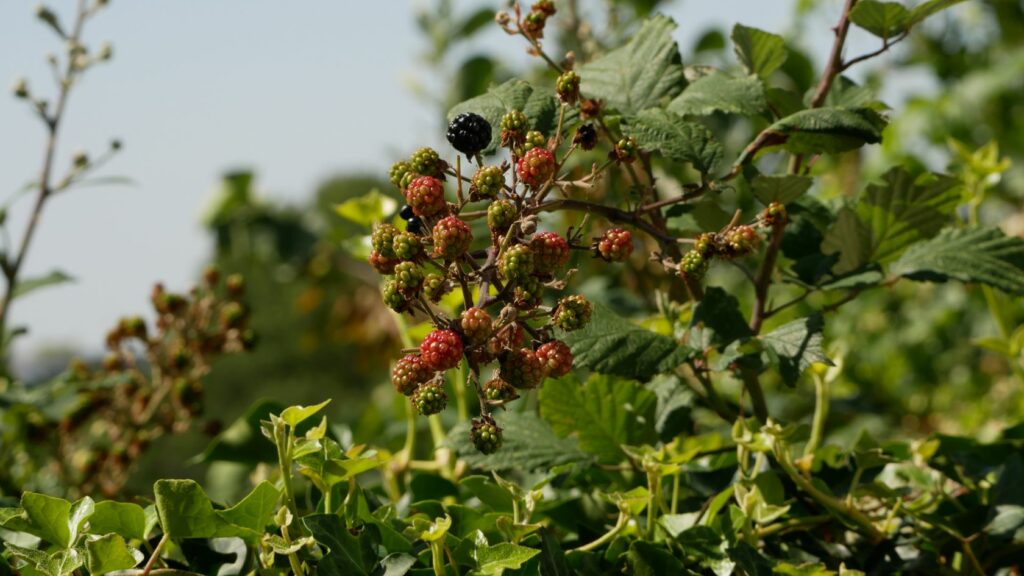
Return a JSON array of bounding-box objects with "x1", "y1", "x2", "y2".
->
[{"x1": 447, "y1": 112, "x2": 492, "y2": 156}]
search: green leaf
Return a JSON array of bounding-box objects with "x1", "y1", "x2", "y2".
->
[
  {"x1": 474, "y1": 542, "x2": 540, "y2": 576},
  {"x1": 561, "y1": 303, "x2": 692, "y2": 381},
  {"x1": 21, "y1": 492, "x2": 74, "y2": 548},
  {"x1": 622, "y1": 109, "x2": 722, "y2": 174},
  {"x1": 448, "y1": 80, "x2": 555, "y2": 154},
  {"x1": 448, "y1": 411, "x2": 590, "y2": 471},
  {"x1": 379, "y1": 553, "x2": 417, "y2": 576},
  {"x1": 578, "y1": 15, "x2": 685, "y2": 115},
  {"x1": 153, "y1": 479, "x2": 259, "y2": 540},
  {"x1": 280, "y1": 399, "x2": 331, "y2": 428},
  {"x1": 756, "y1": 107, "x2": 887, "y2": 156},
  {"x1": 304, "y1": 514, "x2": 370, "y2": 576},
  {"x1": 891, "y1": 227, "x2": 1024, "y2": 295},
  {"x1": 11, "y1": 270, "x2": 74, "y2": 301},
  {"x1": 731, "y1": 24, "x2": 788, "y2": 78},
  {"x1": 751, "y1": 174, "x2": 812, "y2": 205},
  {"x1": 822, "y1": 168, "x2": 963, "y2": 273},
  {"x1": 88, "y1": 501, "x2": 146, "y2": 541},
  {"x1": 760, "y1": 315, "x2": 832, "y2": 386},
  {"x1": 538, "y1": 527, "x2": 570, "y2": 576},
  {"x1": 334, "y1": 189, "x2": 397, "y2": 229},
  {"x1": 216, "y1": 481, "x2": 280, "y2": 538},
  {"x1": 539, "y1": 374, "x2": 658, "y2": 463},
  {"x1": 689, "y1": 287, "x2": 754, "y2": 350},
  {"x1": 86, "y1": 534, "x2": 141, "y2": 574},
  {"x1": 849, "y1": 1, "x2": 910, "y2": 39},
  {"x1": 628, "y1": 541, "x2": 685, "y2": 576},
  {"x1": 668, "y1": 72, "x2": 767, "y2": 117},
  {"x1": 908, "y1": 0, "x2": 968, "y2": 26}
]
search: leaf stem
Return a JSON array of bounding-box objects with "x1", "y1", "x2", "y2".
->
[
  {"x1": 804, "y1": 373, "x2": 829, "y2": 457},
  {"x1": 140, "y1": 533, "x2": 168, "y2": 576}
]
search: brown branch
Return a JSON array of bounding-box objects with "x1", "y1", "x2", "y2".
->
[
  {"x1": 749, "y1": 224, "x2": 786, "y2": 334},
  {"x1": 809, "y1": 0, "x2": 860, "y2": 108}
]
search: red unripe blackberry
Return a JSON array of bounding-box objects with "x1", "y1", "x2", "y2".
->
[
  {"x1": 517, "y1": 147, "x2": 555, "y2": 188},
  {"x1": 372, "y1": 223, "x2": 400, "y2": 258},
  {"x1": 553, "y1": 295, "x2": 592, "y2": 332},
  {"x1": 723, "y1": 225, "x2": 760, "y2": 257},
  {"x1": 472, "y1": 165, "x2": 504, "y2": 198},
  {"x1": 369, "y1": 250, "x2": 400, "y2": 274},
  {"x1": 597, "y1": 228, "x2": 634, "y2": 262},
  {"x1": 447, "y1": 112, "x2": 492, "y2": 156},
  {"x1": 499, "y1": 244, "x2": 535, "y2": 283},
  {"x1": 420, "y1": 329, "x2": 464, "y2": 371},
  {"x1": 500, "y1": 348, "x2": 545, "y2": 389},
  {"x1": 470, "y1": 416, "x2": 503, "y2": 454},
  {"x1": 763, "y1": 202, "x2": 787, "y2": 228},
  {"x1": 409, "y1": 147, "x2": 445, "y2": 178},
  {"x1": 412, "y1": 381, "x2": 447, "y2": 416},
  {"x1": 483, "y1": 378, "x2": 518, "y2": 402},
  {"x1": 432, "y1": 216, "x2": 473, "y2": 260},
  {"x1": 392, "y1": 354, "x2": 433, "y2": 396},
  {"x1": 460, "y1": 307, "x2": 493, "y2": 344},
  {"x1": 487, "y1": 199, "x2": 516, "y2": 233},
  {"x1": 530, "y1": 232, "x2": 570, "y2": 275},
  {"x1": 536, "y1": 340, "x2": 573, "y2": 377},
  {"x1": 405, "y1": 176, "x2": 447, "y2": 218}
]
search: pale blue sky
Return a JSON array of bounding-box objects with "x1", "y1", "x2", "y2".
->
[{"x1": 0, "y1": 0, "x2": 925, "y2": 367}]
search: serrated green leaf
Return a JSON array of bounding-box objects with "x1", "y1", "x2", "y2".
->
[
  {"x1": 891, "y1": 227, "x2": 1024, "y2": 295},
  {"x1": 849, "y1": 1, "x2": 910, "y2": 39},
  {"x1": 448, "y1": 80, "x2": 554, "y2": 155},
  {"x1": 539, "y1": 374, "x2": 658, "y2": 463},
  {"x1": 304, "y1": 514, "x2": 370, "y2": 576},
  {"x1": 668, "y1": 72, "x2": 767, "y2": 117},
  {"x1": 622, "y1": 109, "x2": 722, "y2": 174},
  {"x1": 755, "y1": 107, "x2": 887, "y2": 156},
  {"x1": 731, "y1": 24, "x2": 787, "y2": 78},
  {"x1": 334, "y1": 189, "x2": 397, "y2": 229},
  {"x1": 751, "y1": 174, "x2": 812, "y2": 205},
  {"x1": 448, "y1": 411, "x2": 589, "y2": 471},
  {"x1": 11, "y1": 270, "x2": 74, "y2": 301},
  {"x1": 89, "y1": 501, "x2": 147, "y2": 541},
  {"x1": 86, "y1": 534, "x2": 141, "y2": 574},
  {"x1": 579, "y1": 15, "x2": 685, "y2": 115},
  {"x1": 760, "y1": 315, "x2": 832, "y2": 386},
  {"x1": 689, "y1": 287, "x2": 754, "y2": 350},
  {"x1": 560, "y1": 303, "x2": 692, "y2": 381},
  {"x1": 474, "y1": 542, "x2": 540, "y2": 575}
]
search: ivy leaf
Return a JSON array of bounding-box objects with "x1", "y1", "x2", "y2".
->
[
  {"x1": 153, "y1": 480, "x2": 232, "y2": 539},
  {"x1": 89, "y1": 501, "x2": 147, "y2": 541},
  {"x1": 668, "y1": 72, "x2": 767, "y2": 117},
  {"x1": 447, "y1": 411, "x2": 590, "y2": 471},
  {"x1": 579, "y1": 15, "x2": 685, "y2": 115},
  {"x1": 628, "y1": 541, "x2": 685, "y2": 576},
  {"x1": 474, "y1": 542, "x2": 540, "y2": 575},
  {"x1": 216, "y1": 481, "x2": 280, "y2": 540},
  {"x1": 751, "y1": 174, "x2": 812, "y2": 205},
  {"x1": 760, "y1": 315, "x2": 832, "y2": 386},
  {"x1": 304, "y1": 514, "x2": 370, "y2": 576},
  {"x1": 890, "y1": 227, "x2": 1024, "y2": 295},
  {"x1": 731, "y1": 24, "x2": 787, "y2": 79},
  {"x1": 448, "y1": 80, "x2": 554, "y2": 154},
  {"x1": 539, "y1": 374, "x2": 658, "y2": 463},
  {"x1": 280, "y1": 399, "x2": 331, "y2": 428},
  {"x1": 754, "y1": 107, "x2": 887, "y2": 156},
  {"x1": 849, "y1": 1, "x2": 910, "y2": 39},
  {"x1": 624, "y1": 108, "x2": 722, "y2": 175},
  {"x1": 822, "y1": 168, "x2": 963, "y2": 274},
  {"x1": 689, "y1": 287, "x2": 754, "y2": 350},
  {"x1": 21, "y1": 492, "x2": 78, "y2": 549},
  {"x1": 560, "y1": 303, "x2": 693, "y2": 381},
  {"x1": 86, "y1": 534, "x2": 142, "y2": 574}
]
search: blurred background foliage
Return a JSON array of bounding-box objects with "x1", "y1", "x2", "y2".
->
[{"x1": 2, "y1": 0, "x2": 1022, "y2": 499}]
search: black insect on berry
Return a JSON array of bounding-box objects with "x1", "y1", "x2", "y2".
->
[
  {"x1": 399, "y1": 204, "x2": 415, "y2": 221},
  {"x1": 447, "y1": 112, "x2": 492, "y2": 156},
  {"x1": 407, "y1": 217, "x2": 424, "y2": 235}
]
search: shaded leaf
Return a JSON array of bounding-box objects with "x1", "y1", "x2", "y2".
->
[
  {"x1": 908, "y1": 0, "x2": 968, "y2": 26},
  {"x1": 628, "y1": 541, "x2": 685, "y2": 576},
  {"x1": 304, "y1": 514, "x2": 370, "y2": 576},
  {"x1": 760, "y1": 315, "x2": 832, "y2": 386},
  {"x1": 891, "y1": 226, "x2": 1024, "y2": 295},
  {"x1": 448, "y1": 411, "x2": 590, "y2": 471},
  {"x1": 216, "y1": 481, "x2": 280, "y2": 539},
  {"x1": 622, "y1": 109, "x2": 722, "y2": 174},
  {"x1": 689, "y1": 287, "x2": 754, "y2": 350},
  {"x1": 849, "y1": 1, "x2": 910, "y2": 39},
  {"x1": 751, "y1": 174, "x2": 812, "y2": 205},
  {"x1": 756, "y1": 107, "x2": 887, "y2": 156},
  {"x1": 668, "y1": 72, "x2": 767, "y2": 117}
]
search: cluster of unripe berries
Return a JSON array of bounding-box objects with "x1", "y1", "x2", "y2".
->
[{"x1": 677, "y1": 202, "x2": 788, "y2": 279}]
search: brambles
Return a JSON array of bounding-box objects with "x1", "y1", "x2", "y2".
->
[
  {"x1": 498, "y1": 243, "x2": 535, "y2": 283},
  {"x1": 500, "y1": 347, "x2": 544, "y2": 389},
  {"x1": 460, "y1": 307, "x2": 493, "y2": 344}
]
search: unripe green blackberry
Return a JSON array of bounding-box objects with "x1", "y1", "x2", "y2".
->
[
  {"x1": 679, "y1": 249, "x2": 710, "y2": 279},
  {"x1": 470, "y1": 416, "x2": 503, "y2": 455},
  {"x1": 423, "y1": 273, "x2": 448, "y2": 302},
  {"x1": 405, "y1": 176, "x2": 447, "y2": 218},
  {"x1": 614, "y1": 136, "x2": 638, "y2": 162},
  {"x1": 694, "y1": 233, "x2": 716, "y2": 258},
  {"x1": 500, "y1": 348, "x2": 545, "y2": 389},
  {"x1": 409, "y1": 147, "x2": 445, "y2": 178},
  {"x1": 499, "y1": 244, "x2": 535, "y2": 283},
  {"x1": 382, "y1": 279, "x2": 409, "y2": 312},
  {"x1": 513, "y1": 275, "x2": 544, "y2": 308},
  {"x1": 530, "y1": 232, "x2": 570, "y2": 275},
  {"x1": 763, "y1": 201, "x2": 787, "y2": 228},
  {"x1": 460, "y1": 307, "x2": 493, "y2": 344},
  {"x1": 420, "y1": 329, "x2": 464, "y2": 371},
  {"x1": 723, "y1": 225, "x2": 760, "y2": 257},
  {"x1": 500, "y1": 110, "x2": 529, "y2": 149},
  {"x1": 487, "y1": 199, "x2": 517, "y2": 233},
  {"x1": 520, "y1": 131, "x2": 547, "y2": 154},
  {"x1": 483, "y1": 378, "x2": 518, "y2": 402},
  {"x1": 596, "y1": 228, "x2": 634, "y2": 262},
  {"x1": 369, "y1": 250, "x2": 400, "y2": 274},
  {"x1": 393, "y1": 261, "x2": 424, "y2": 293},
  {"x1": 432, "y1": 216, "x2": 473, "y2": 260},
  {"x1": 372, "y1": 223, "x2": 400, "y2": 258},
  {"x1": 556, "y1": 70, "x2": 580, "y2": 105},
  {"x1": 392, "y1": 231, "x2": 422, "y2": 260},
  {"x1": 412, "y1": 381, "x2": 447, "y2": 416},
  {"x1": 536, "y1": 340, "x2": 573, "y2": 377},
  {"x1": 389, "y1": 161, "x2": 412, "y2": 189},
  {"x1": 472, "y1": 165, "x2": 504, "y2": 198},
  {"x1": 392, "y1": 354, "x2": 433, "y2": 396},
  {"x1": 553, "y1": 295, "x2": 592, "y2": 332}
]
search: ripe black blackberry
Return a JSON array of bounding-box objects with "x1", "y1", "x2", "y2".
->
[
  {"x1": 399, "y1": 204, "x2": 415, "y2": 221},
  {"x1": 447, "y1": 112, "x2": 492, "y2": 156}
]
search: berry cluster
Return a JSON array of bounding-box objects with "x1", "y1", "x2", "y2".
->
[{"x1": 676, "y1": 203, "x2": 786, "y2": 280}]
